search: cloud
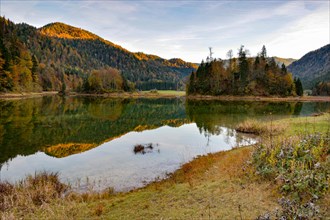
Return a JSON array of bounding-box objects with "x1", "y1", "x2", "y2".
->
[
  {"x1": 1, "y1": 0, "x2": 329, "y2": 62},
  {"x1": 264, "y1": 3, "x2": 329, "y2": 59}
]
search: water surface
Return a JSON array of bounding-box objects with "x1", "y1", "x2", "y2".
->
[{"x1": 0, "y1": 96, "x2": 329, "y2": 191}]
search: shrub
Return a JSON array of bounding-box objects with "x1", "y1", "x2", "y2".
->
[{"x1": 253, "y1": 133, "x2": 329, "y2": 218}]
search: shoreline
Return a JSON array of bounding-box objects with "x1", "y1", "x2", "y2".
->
[
  {"x1": 0, "y1": 91, "x2": 58, "y2": 100},
  {"x1": 186, "y1": 94, "x2": 330, "y2": 102},
  {"x1": 71, "y1": 91, "x2": 186, "y2": 99},
  {"x1": 0, "y1": 91, "x2": 329, "y2": 102}
]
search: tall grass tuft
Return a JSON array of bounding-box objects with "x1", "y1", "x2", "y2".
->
[
  {"x1": 0, "y1": 171, "x2": 68, "y2": 217},
  {"x1": 236, "y1": 119, "x2": 286, "y2": 135}
]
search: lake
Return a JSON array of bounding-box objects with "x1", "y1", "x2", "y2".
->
[{"x1": 0, "y1": 96, "x2": 329, "y2": 192}]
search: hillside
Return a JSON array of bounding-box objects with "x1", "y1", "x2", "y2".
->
[
  {"x1": 273, "y1": 56, "x2": 296, "y2": 67},
  {"x1": 288, "y1": 44, "x2": 330, "y2": 89},
  {"x1": 0, "y1": 17, "x2": 197, "y2": 92},
  {"x1": 40, "y1": 22, "x2": 99, "y2": 40}
]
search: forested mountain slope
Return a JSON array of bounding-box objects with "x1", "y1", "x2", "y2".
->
[
  {"x1": 288, "y1": 44, "x2": 330, "y2": 90},
  {"x1": 0, "y1": 17, "x2": 197, "y2": 92}
]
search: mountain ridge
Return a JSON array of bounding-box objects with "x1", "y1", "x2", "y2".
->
[
  {"x1": 288, "y1": 44, "x2": 330, "y2": 89},
  {"x1": 0, "y1": 17, "x2": 197, "y2": 92}
]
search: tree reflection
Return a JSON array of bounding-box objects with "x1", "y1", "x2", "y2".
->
[
  {"x1": 185, "y1": 100, "x2": 324, "y2": 137},
  {"x1": 0, "y1": 97, "x2": 187, "y2": 164}
]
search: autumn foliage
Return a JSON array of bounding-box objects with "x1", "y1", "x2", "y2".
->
[{"x1": 187, "y1": 45, "x2": 301, "y2": 97}]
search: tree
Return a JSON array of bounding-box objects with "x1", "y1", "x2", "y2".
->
[
  {"x1": 281, "y1": 63, "x2": 287, "y2": 75},
  {"x1": 238, "y1": 45, "x2": 249, "y2": 88},
  {"x1": 260, "y1": 45, "x2": 267, "y2": 60},
  {"x1": 60, "y1": 81, "x2": 67, "y2": 95},
  {"x1": 31, "y1": 55, "x2": 39, "y2": 82},
  {"x1": 294, "y1": 77, "x2": 303, "y2": 96},
  {"x1": 226, "y1": 49, "x2": 234, "y2": 73},
  {"x1": 226, "y1": 49, "x2": 233, "y2": 60}
]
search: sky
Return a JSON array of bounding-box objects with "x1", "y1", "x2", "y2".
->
[{"x1": 1, "y1": 0, "x2": 329, "y2": 63}]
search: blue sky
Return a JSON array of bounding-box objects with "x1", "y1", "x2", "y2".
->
[{"x1": 1, "y1": 0, "x2": 329, "y2": 62}]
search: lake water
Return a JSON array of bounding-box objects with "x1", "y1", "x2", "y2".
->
[{"x1": 0, "y1": 96, "x2": 329, "y2": 192}]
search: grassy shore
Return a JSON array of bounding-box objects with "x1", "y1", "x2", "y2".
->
[
  {"x1": 187, "y1": 94, "x2": 330, "y2": 102},
  {"x1": 1, "y1": 90, "x2": 329, "y2": 101},
  {"x1": 0, "y1": 91, "x2": 58, "y2": 100},
  {"x1": 1, "y1": 114, "x2": 329, "y2": 219},
  {"x1": 75, "y1": 90, "x2": 186, "y2": 98}
]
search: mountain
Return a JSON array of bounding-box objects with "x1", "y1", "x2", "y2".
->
[
  {"x1": 273, "y1": 57, "x2": 296, "y2": 67},
  {"x1": 40, "y1": 22, "x2": 99, "y2": 40},
  {"x1": 287, "y1": 44, "x2": 330, "y2": 89},
  {"x1": 0, "y1": 17, "x2": 197, "y2": 93}
]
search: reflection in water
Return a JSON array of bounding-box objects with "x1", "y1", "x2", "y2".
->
[
  {"x1": 0, "y1": 97, "x2": 187, "y2": 164},
  {"x1": 1, "y1": 124, "x2": 255, "y2": 191},
  {"x1": 0, "y1": 96, "x2": 329, "y2": 191}
]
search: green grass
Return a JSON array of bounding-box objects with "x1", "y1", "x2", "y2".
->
[
  {"x1": 141, "y1": 90, "x2": 186, "y2": 96},
  {"x1": 278, "y1": 113, "x2": 330, "y2": 135},
  {"x1": 236, "y1": 119, "x2": 287, "y2": 135}
]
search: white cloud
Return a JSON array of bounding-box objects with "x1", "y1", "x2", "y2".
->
[{"x1": 266, "y1": 5, "x2": 329, "y2": 59}]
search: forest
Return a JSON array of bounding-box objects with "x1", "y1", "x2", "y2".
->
[
  {"x1": 313, "y1": 81, "x2": 330, "y2": 96},
  {"x1": 187, "y1": 46, "x2": 303, "y2": 97},
  {"x1": 0, "y1": 17, "x2": 196, "y2": 93}
]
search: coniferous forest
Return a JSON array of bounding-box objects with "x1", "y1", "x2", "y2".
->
[{"x1": 187, "y1": 45, "x2": 303, "y2": 97}]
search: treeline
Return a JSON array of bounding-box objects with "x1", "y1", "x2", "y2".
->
[
  {"x1": 0, "y1": 17, "x2": 196, "y2": 93},
  {"x1": 187, "y1": 45, "x2": 303, "y2": 97},
  {"x1": 312, "y1": 81, "x2": 330, "y2": 96},
  {"x1": 82, "y1": 67, "x2": 134, "y2": 93},
  {"x1": 0, "y1": 19, "x2": 41, "y2": 92}
]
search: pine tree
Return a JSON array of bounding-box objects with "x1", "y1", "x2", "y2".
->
[
  {"x1": 238, "y1": 45, "x2": 249, "y2": 87},
  {"x1": 31, "y1": 55, "x2": 39, "y2": 82},
  {"x1": 294, "y1": 77, "x2": 303, "y2": 96},
  {"x1": 260, "y1": 45, "x2": 267, "y2": 60}
]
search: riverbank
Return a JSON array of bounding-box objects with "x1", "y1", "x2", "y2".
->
[
  {"x1": 187, "y1": 94, "x2": 330, "y2": 102},
  {"x1": 0, "y1": 91, "x2": 58, "y2": 100},
  {"x1": 1, "y1": 113, "x2": 329, "y2": 219},
  {"x1": 74, "y1": 90, "x2": 186, "y2": 98},
  {"x1": 1, "y1": 90, "x2": 329, "y2": 101}
]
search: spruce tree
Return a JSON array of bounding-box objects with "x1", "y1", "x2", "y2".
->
[{"x1": 295, "y1": 77, "x2": 303, "y2": 96}]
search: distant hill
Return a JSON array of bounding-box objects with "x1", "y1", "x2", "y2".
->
[
  {"x1": 288, "y1": 44, "x2": 330, "y2": 89},
  {"x1": 0, "y1": 17, "x2": 197, "y2": 92},
  {"x1": 273, "y1": 57, "x2": 296, "y2": 67},
  {"x1": 40, "y1": 22, "x2": 99, "y2": 40}
]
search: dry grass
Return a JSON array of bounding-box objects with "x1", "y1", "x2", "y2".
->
[
  {"x1": 0, "y1": 172, "x2": 68, "y2": 219},
  {"x1": 236, "y1": 119, "x2": 287, "y2": 135},
  {"x1": 98, "y1": 147, "x2": 279, "y2": 219}
]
